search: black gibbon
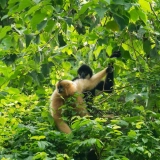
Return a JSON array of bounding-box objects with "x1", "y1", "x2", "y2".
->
[
  {"x1": 73, "y1": 51, "x2": 121, "y2": 109},
  {"x1": 73, "y1": 64, "x2": 113, "y2": 110},
  {"x1": 50, "y1": 67, "x2": 112, "y2": 134}
]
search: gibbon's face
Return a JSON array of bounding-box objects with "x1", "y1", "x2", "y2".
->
[
  {"x1": 57, "y1": 80, "x2": 70, "y2": 93},
  {"x1": 78, "y1": 71, "x2": 91, "y2": 79},
  {"x1": 78, "y1": 65, "x2": 93, "y2": 79},
  {"x1": 56, "y1": 80, "x2": 75, "y2": 96}
]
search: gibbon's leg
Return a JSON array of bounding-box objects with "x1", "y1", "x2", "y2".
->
[
  {"x1": 104, "y1": 71, "x2": 114, "y2": 93},
  {"x1": 51, "y1": 98, "x2": 72, "y2": 134},
  {"x1": 95, "y1": 66, "x2": 114, "y2": 93}
]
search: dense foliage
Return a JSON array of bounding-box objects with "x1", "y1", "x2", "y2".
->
[{"x1": 0, "y1": 0, "x2": 160, "y2": 159}]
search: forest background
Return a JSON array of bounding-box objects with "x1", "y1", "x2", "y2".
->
[{"x1": 0, "y1": 0, "x2": 160, "y2": 159}]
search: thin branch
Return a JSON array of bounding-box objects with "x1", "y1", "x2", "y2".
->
[{"x1": 149, "y1": 3, "x2": 160, "y2": 22}]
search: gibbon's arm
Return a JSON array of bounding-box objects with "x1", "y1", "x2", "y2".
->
[
  {"x1": 51, "y1": 92, "x2": 72, "y2": 134},
  {"x1": 75, "y1": 68, "x2": 108, "y2": 92}
]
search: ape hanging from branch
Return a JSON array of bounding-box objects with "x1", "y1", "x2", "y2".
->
[
  {"x1": 72, "y1": 51, "x2": 121, "y2": 109},
  {"x1": 50, "y1": 67, "x2": 112, "y2": 134}
]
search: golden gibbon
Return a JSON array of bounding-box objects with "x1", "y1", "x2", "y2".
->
[{"x1": 50, "y1": 67, "x2": 111, "y2": 134}]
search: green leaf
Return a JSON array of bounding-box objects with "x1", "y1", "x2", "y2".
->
[
  {"x1": 125, "y1": 93, "x2": 137, "y2": 102},
  {"x1": 30, "y1": 136, "x2": 46, "y2": 140},
  {"x1": 136, "y1": 121, "x2": 143, "y2": 129},
  {"x1": 27, "y1": 4, "x2": 41, "y2": 15},
  {"x1": 142, "y1": 138, "x2": 148, "y2": 144},
  {"x1": 0, "y1": 77, "x2": 5, "y2": 86},
  {"x1": 95, "y1": 7, "x2": 107, "y2": 19},
  {"x1": 129, "y1": 147, "x2": 136, "y2": 153},
  {"x1": 64, "y1": 17, "x2": 73, "y2": 26},
  {"x1": 113, "y1": 14, "x2": 129, "y2": 30},
  {"x1": 0, "y1": 91, "x2": 8, "y2": 99},
  {"x1": 44, "y1": 19, "x2": 55, "y2": 32},
  {"x1": 111, "y1": 0, "x2": 125, "y2": 5},
  {"x1": 41, "y1": 5, "x2": 54, "y2": 17},
  {"x1": 0, "y1": 26, "x2": 12, "y2": 39},
  {"x1": 105, "y1": 0, "x2": 111, "y2": 4},
  {"x1": 62, "y1": 61, "x2": 71, "y2": 70},
  {"x1": 34, "y1": 34, "x2": 40, "y2": 44},
  {"x1": 17, "y1": 0, "x2": 32, "y2": 12},
  {"x1": 0, "y1": 0, "x2": 7, "y2": 8},
  {"x1": 57, "y1": 0, "x2": 63, "y2": 5},
  {"x1": 137, "y1": 146, "x2": 144, "y2": 152},
  {"x1": 124, "y1": 116, "x2": 143, "y2": 123},
  {"x1": 129, "y1": 8, "x2": 139, "y2": 22},
  {"x1": 2, "y1": 36, "x2": 13, "y2": 48},
  {"x1": 143, "y1": 40, "x2": 151, "y2": 54},
  {"x1": 139, "y1": 0, "x2": 152, "y2": 12},
  {"x1": 25, "y1": 34, "x2": 33, "y2": 47},
  {"x1": 128, "y1": 130, "x2": 137, "y2": 138},
  {"x1": 128, "y1": 23, "x2": 137, "y2": 32},
  {"x1": 0, "y1": 117, "x2": 7, "y2": 126},
  {"x1": 7, "y1": 87, "x2": 20, "y2": 94},
  {"x1": 1, "y1": 14, "x2": 9, "y2": 21},
  {"x1": 38, "y1": 141, "x2": 48, "y2": 150},
  {"x1": 138, "y1": 10, "x2": 147, "y2": 24},
  {"x1": 31, "y1": 11, "x2": 46, "y2": 29},
  {"x1": 74, "y1": 1, "x2": 93, "y2": 20},
  {"x1": 134, "y1": 106, "x2": 144, "y2": 112},
  {"x1": 37, "y1": 20, "x2": 47, "y2": 31},
  {"x1": 106, "y1": 20, "x2": 119, "y2": 31}
]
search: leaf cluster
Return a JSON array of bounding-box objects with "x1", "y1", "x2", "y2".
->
[{"x1": 0, "y1": 0, "x2": 160, "y2": 159}]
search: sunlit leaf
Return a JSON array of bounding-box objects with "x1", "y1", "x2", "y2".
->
[
  {"x1": 0, "y1": 117, "x2": 7, "y2": 125},
  {"x1": 17, "y1": 0, "x2": 32, "y2": 12},
  {"x1": 128, "y1": 130, "x2": 137, "y2": 138},
  {"x1": 129, "y1": 8, "x2": 139, "y2": 22},
  {"x1": 137, "y1": 10, "x2": 147, "y2": 24},
  {"x1": 139, "y1": 0, "x2": 151, "y2": 12},
  {"x1": 31, "y1": 11, "x2": 46, "y2": 29}
]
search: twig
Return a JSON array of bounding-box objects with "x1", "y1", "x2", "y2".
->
[{"x1": 149, "y1": 2, "x2": 160, "y2": 22}]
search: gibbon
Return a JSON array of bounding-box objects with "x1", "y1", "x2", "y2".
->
[
  {"x1": 50, "y1": 67, "x2": 111, "y2": 134},
  {"x1": 73, "y1": 64, "x2": 113, "y2": 110},
  {"x1": 73, "y1": 51, "x2": 121, "y2": 109}
]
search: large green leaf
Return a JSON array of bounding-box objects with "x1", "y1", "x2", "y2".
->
[
  {"x1": 31, "y1": 11, "x2": 46, "y2": 29},
  {"x1": 0, "y1": 26, "x2": 11, "y2": 39},
  {"x1": 25, "y1": 34, "x2": 34, "y2": 47},
  {"x1": 113, "y1": 14, "x2": 129, "y2": 30}
]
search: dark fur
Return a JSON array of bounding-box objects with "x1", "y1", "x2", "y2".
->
[
  {"x1": 73, "y1": 65, "x2": 113, "y2": 110},
  {"x1": 73, "y1": 51, "x2": 121, "y2": 109}
]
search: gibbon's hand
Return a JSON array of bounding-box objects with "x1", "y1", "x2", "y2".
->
[{"x1": 106, "y1": 64, "x2": 113, "y2": 73}]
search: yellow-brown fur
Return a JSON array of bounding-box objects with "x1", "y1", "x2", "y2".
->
[{"x1": 50, "y1": 68, "x2": 108, "y2": 134}]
